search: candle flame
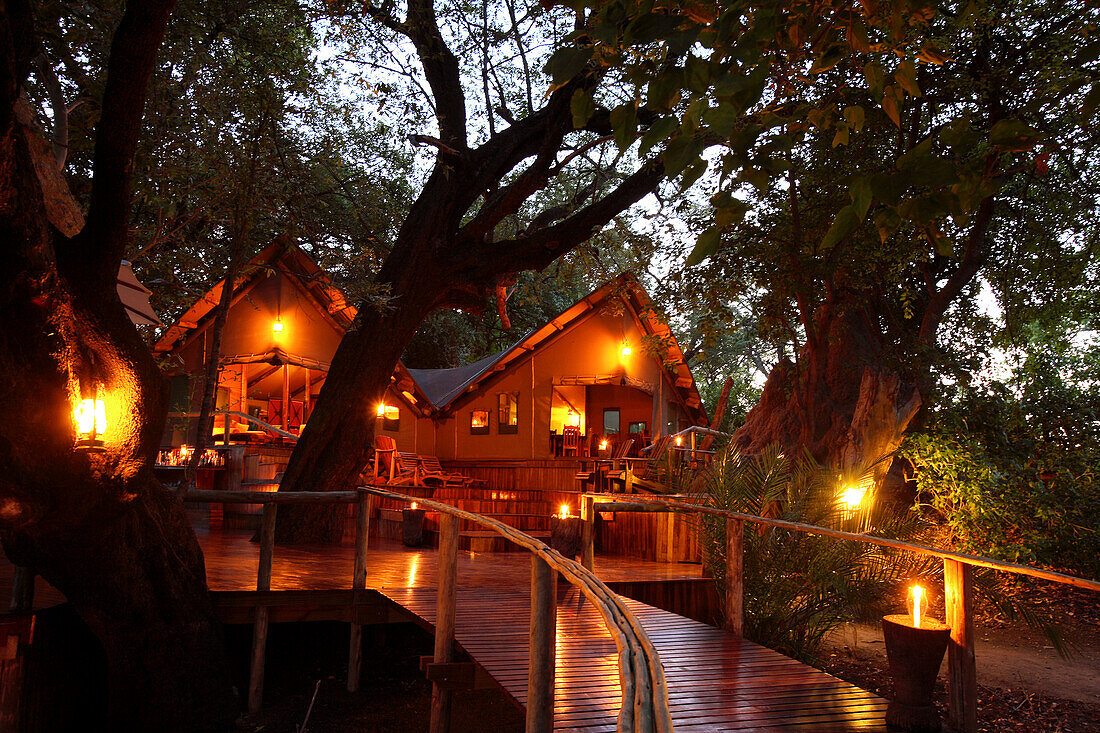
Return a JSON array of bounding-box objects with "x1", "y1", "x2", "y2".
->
[
  {"x1": 559, "y1": 504, "x2": 569, "y2": 520},
  {"x1": 74, "y1": 398, "x2": 106, "y2": 437},
  {"x1": 410, "y1": 502, "x2": 418, "y2": 510},
  {"x1": 674, "y1": 435, "x2": 683, "y2": 446},
  {"x1": 911, "y1": 585, "x2": 924, "y2": 628}
]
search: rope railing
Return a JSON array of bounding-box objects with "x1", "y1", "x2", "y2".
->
[
  {"x1": 364, "y1": 487, "x2": 673, "y2": 733},
  {"x1": 583, "y1": 493, "x2": 1100, "y2": 733}
]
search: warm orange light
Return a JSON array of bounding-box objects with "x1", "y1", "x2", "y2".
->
[
  {"x1": 620, "y1": 342, "x2": 632, "y2": 358},
  {"x1": 840, "y1": 484, "x2": 866, "y2": 510},
  {"x1": 599, "y1": 439, "x2": 608, "y2": 451},
  {"x1": 567, "y1": 410, "x2": 580, "y2": 427},
  {"x1": 272, "y1": 318, "x2": 284, "y2": 333},
  {"x1": 559, "y1": 504, "x2": 570, "y2": 520},
  {"x1": 410, "y1": 502, "x2": 418, "y2": 510},
  {"x1": 911, "y1": 585, "x2": 924, "y2": 628},
  {"x1": 375, "y1": 403, "x2": 386, "y2": 418},
  {"x1": 74, "y1": 398, "x2": 106, "y2": 439},
  {"x1": 674, "y1": 435, "x2": 683, "y2": 446}
]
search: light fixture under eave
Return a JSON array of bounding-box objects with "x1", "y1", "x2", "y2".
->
[
  {"x1": 272, "y1": 317, "x2": 284, "y2": 334},
  {"x1": 375, "y1": 402, "x2": 386, "y2": 418},
  {"x1": 619, "y1": 342, "x2": 632, "y2": 358}
]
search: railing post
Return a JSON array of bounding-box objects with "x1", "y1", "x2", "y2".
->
[
  {"x1": 724, "y1": 517, "x2": 743, "y2": 636},
  {"x1": 690, "y1": 430, "x2": 697, "y2": 464},
  {"x1": 430, "y1": 513, "x2": 459, "y2": 733},
  {"x1": 348, "y1": 491, "x2": 373, "y2": 692},
  {"x1": 248, "y1": 502, "x2": 277, "y2": 713},
  {"x1": 526, "y1": 555, "x2": 557, "y2": 733},
  {"x1": 9, "y1": 566, "x2": 34, "y2": 613},
  {"x1": 945, "y1": 558, "x2": 977, "y2": 733},
  {"x1": 580, "y1": 495, "x2": 595, "y2": 571}
]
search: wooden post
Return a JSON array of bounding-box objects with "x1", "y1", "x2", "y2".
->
[
  {"x1": 430, "y1": 513, "x2": 459, "y2": 733},
  {"x1": 303, "y1": 367, "x2": 311, "y2": 420},
  {"x1": 526, "y1": 555, "x2": 557, "y2": 733},
  {"x1": 724, "y1": 517, "x2": 743, "y2": 636},
  {"x1": 281, "y1": 364, "x2": 290, "y2": 432},
  {"x1": 690, "y1": 430, "x2": 697, "y2": 464},
  {"x1": 248, "y1": 503, "x2": 277, "y2": 713},
  {"x1": 945, "y1": 558, "x2": 977, "y2": 733},
  {"x1": 8, "y1": 566, "x2": 33, "y2": 613},
  {"x1": 348, "y1": 491, "x2": 373, "y2": 692},
  {"x1": 580, "y1": 495, "x2": 595, "y2": 571}
]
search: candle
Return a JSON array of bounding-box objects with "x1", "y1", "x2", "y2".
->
[
  {"x1": 559, "y1": 504, "x2": 569, "y2": 520},
  {"x1": 410, "y1": 502, "x2": 417, "y2": 510},
  {"x1": 911, "y1": 585, "x2": 924, "y2": 628}
]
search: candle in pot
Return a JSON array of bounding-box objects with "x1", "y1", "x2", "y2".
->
[
  {"x1": 911, "y1": 585, "x2": 924, "y2": 628},
  {"x1": 559, "y1": 504, "x2": 570, "y2": 520}
]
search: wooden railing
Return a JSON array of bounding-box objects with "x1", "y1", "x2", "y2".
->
[
  {"x1": 581, "y1": 494, "x2": 1100, "y2": 733},
  {"x1": 181, "y1": 487, "x2": 673, "y2": 733},
  {"x1": 168, "y1": 410, "x2": 298, "y2": 442},
  {"x1": 364, "y1": 487, "x2": 672, "y2": 733}
]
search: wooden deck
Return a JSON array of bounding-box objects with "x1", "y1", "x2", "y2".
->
[
  {"x1": 385, "y1": 586, "x2": 888, "y2": 732},
  {"x1": 1, "y1": 512, "x2": 888, "y2": 731}
]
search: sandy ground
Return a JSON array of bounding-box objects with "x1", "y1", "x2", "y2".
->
[{"x1": 825, "y1": 619, "x2": 1100, "y2": 705}]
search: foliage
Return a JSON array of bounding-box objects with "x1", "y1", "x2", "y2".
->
[
  {"x1": 694, "y1": 445, "x2": 926, "y2": 662},
  {"x1": 901, "y1": 344, "x2": 1100, "y2": 577}
]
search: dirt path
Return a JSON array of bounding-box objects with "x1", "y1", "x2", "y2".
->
[{"x1": 825, "y1": 619, "x2": 1100, "y2": 705}]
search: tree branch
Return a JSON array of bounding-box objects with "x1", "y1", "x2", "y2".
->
[{"x1": 405, "y1": 0, "x2": 467, "y2": 149}]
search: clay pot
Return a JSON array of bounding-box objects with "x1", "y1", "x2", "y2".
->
[
  {"x1": 402, "y1": 508, "x2": 426, "y2": 547},
  {"x1": 550, "y1": 516, "x2": 584, "y2": 559},
  {"x1": 882, "y1": 614, "x2": 951, "y2": 732}
]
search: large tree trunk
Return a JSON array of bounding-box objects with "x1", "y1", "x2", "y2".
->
[
  {"x1": 0, "y1": 2, "x2": 237, "y2": 727},
  {"x1": 734, "y1": 305, "x2": 922, "y2": 483}
]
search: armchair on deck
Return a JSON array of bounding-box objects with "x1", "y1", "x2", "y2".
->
[{"x1": 372, "y1": 436, "x2": 420, "y2": 486}]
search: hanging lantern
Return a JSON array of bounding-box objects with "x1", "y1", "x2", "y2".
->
[
  {"x1": 73, "y1": 387, "x2": 107, "y2": 450},
  {"x1": 619, "y1": 342, "x2": 632, "y2": 358},
  {"x1": 272, "y1": 317, "x2": 284, "y2": 334}
]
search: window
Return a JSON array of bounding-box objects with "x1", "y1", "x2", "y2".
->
[
  {"x1": 603, "y1": 408, "x2": 620, "y2": 435},
  {"x1": 498, "y1": 393, "x2": 518, "y2": 434},
  {"x1": 628, "y1": 421, "x2": 647, "y2": 435},
  {"x1": 471, "y1": 410, "x2": 490, "y2": 435},
  {"x1": 667, "y1": 401, "x2": 678, "y2": 435},
  {"x1": 383, "y1": 404, "x2": 400, "y2": 432}
]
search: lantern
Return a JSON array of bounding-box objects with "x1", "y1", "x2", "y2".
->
[
  {"x1": 910, "y1": 585, "x2": 924, "y2": 628},
  {"x1": 73, "y1": 388, "x2": 107, "y2": 450},
  {"x1": 272, "y1": 317, "x2": 284, "y2": 334},
  {"x1": 619, "y1": 342, "x2": 632, "y2": 358},
  {"x1": 559, "y1": 504, "x2": 570, "y2": 520},
  {"x1": 375, "y1": 402, "x2": 386, "y2": 418}
]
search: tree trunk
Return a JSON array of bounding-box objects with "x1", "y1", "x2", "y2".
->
[
  {"x1": 733, "y1": 305, "x2": 921, "y2": 483},
  {"x1": 187, "y1": 249, "x2": 241, "y2": 481},
  {"x1": 0, "y1": 2, "x2": 237, "y2": 726}
]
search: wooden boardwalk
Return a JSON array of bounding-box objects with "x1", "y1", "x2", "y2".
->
[{"x1": 385, "y1": 586, "x2": 887, "y2": 732}]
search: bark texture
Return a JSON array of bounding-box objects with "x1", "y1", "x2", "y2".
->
[
  {"x1": 734, "y1": 306, "x2": 921, "y2": 482},
  {"x1": 0, "y1": 1, "x2": 237, "y2": 727}
]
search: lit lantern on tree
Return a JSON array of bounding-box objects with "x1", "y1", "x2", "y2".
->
[{"x1": 73, "y1": 386, "x2": 107, "y2": 450}]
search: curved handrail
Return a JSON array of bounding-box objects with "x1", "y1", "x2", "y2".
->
[
  {"x1": 167, "y1": 410, "x2": 298, "y2": 441},
  {"x1": 364, "y1": 486, "x2": 674, "y2": 733},
  {"x1": 592, "y1": 495, "x2": 1100, "y2": 592}
]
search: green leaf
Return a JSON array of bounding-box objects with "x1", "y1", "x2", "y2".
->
[
  {"x1": 685, "y1": 55, "x2": 710, "y2": 94},
  {"x1": 570, "y1": 89, "x2": 595, "y2": 129},
  {"x1": 849, "y1": 177, "x2": 872, "y2": 220},
  {"x1": 843, "y1": 105, "x2": 865, "y2": 132},
  {"x1": 810, "y1": 43, "x2": 847, "y2": 74},
  {"x1": 873, "y1": 208, "x2": 901, "y2": 243},
  {"x1": 739, "y1": 167, "x2": 769, "y2": 191},
  {"x1": 544, "y1": 46, "x2": 592, "y2": 89},
  {"x1": 863, "y1": 62, "x2": 885, "y2": 98},
  {"x1": 1082, "y1": 84, "x2": 1100, "y2": 120},
  {"x1": 610, "y1": 103, "x2": 638, "y2": 152},
  {"x1": 663, "y1": 134, "x2": 701, "y2": 177},
  {"x1": 821, "y1": 205, "x2": 860, "y2": 250},
  {"x1": 687, "y1": 228, "x2": 721, "y2": 266},
  {"x1": 894, "y1": 60, "x2": 921, "y2": 98},
  {"x1": 989, "y1": 119, "x2": 1041, "y2": 151},
  {"x1": 639, "y1": 116, "x2": 678, "y2": 156},
  {"x1": 832, "y1": 124, "x2": 849, "y2": 148},
  {"x1": 881, "y1": 87, "x2": 901, "y2": 127},
  {"x1": 714, "y1": 197, "x2": 749, "y2": 228},
  {"x1": 679, "y1": 158, "x2": 708, "y2": 191}
]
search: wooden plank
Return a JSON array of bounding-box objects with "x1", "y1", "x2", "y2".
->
[
  {"x1": 945, "y1": 558, "x2": 977, "y2": 733},
  {"x1": 527, "y1": 555, "x2": 556, "y2": 733},
  {"x1": 185, "y1": 489, "x2": 360, "y2": 504}
]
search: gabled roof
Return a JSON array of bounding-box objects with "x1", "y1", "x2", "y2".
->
[
  {"x1": 152, "y1": 241, "x2": 356, "y2": 354},
  {"x1": 407, "y1": 274, "x2": 708, "y2": 424}
]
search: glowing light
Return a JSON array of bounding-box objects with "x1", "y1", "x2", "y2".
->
[
  {"x1": 376, "y1": 402, "x2": 386, "y2": 417},
  {"x1": 911, "y1": 585, "x2": 924, "y2": 628},
  {"x1": 74, "y1": 398, "x2": 106, "y2": 440},
  {"x1": 567, "y1": 410, "x2": 580, "y2": 427},
  {"x1": 674, "y1": 435, "x2": 683, "y2": 446},
  {"x1": 599, "y1": 439, "x2": 608, "y2": 451},
  {"x1": 272, "y1": 318, "x2": 284, "y2": 333},
  {"x1": 559, "y1": 504, "x2": 570, "y2": 520},
  {"x1": 410, "y1": 502, "x2": 418, "y2": 510},
  {"x1": 620, "y1": 342, "x2": 632, "y2": 358},
  {"x1": 839, "y1": 483, "x2": 866, "y2": 510}
]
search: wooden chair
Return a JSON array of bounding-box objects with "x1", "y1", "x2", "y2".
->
[
  {"x1": 372, "y1": 436, "x2": 419, "y2": 485},
  {"x1": 417, "y1": 454, "x2": 475, "y2": 489},
  {"x1": 562, "y1": 425, "x2": 581, "y2": 456}
]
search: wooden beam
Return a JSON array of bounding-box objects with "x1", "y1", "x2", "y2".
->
[
  {"x1": 526, "y1": 555, "x2": 557, "y2": 733},
  {"x1": 184, "y1": 490, "x2": 359, "y2": 504},
  {"x1": 281, "y1": 364, "x2": 290, "y2": 432},
  {"x1": 724, "y1": 518, "x2": 743, "y2": 637},
  {"x1": 581, "y1": 495, "x2": 595, "y2": 571},
  {"x1": 945, "y1": 558, "x2": 977, "y2": 733},
  {"x1": 430, "y1": 513, "x2": 459, "y2": 733}
]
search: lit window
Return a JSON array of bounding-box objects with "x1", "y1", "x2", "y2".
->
[
  {"x1": 498, "y1": 393, "x2": 518, "y2": 434},
  {"x1": 603, "y1": 408, "x2": 620, "y2": 435},
  {"x1": 382, "y1": 404, "x2": 399, "y2": 432},
  {"x1": 471, "y1": 410, "x2": 490, "y2": 435}
]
